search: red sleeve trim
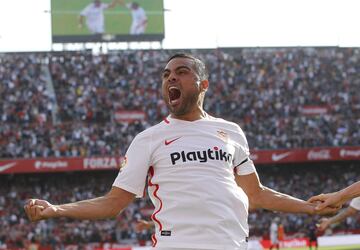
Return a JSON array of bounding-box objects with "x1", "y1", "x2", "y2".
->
[{"x1": 148, "y1": 166, "x2": 163, "y2": 247}]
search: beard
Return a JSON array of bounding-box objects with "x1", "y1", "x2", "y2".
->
[{"x1": 166, "y1": 90, "x2": 201, "y2": 117}]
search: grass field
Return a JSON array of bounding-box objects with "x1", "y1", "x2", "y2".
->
[
  {"x1": 277, "y1": 245, "x2": 360, "y2": 250},
  {"x1": 51, "y1": 0, "x2": 164, "y2": 35}
]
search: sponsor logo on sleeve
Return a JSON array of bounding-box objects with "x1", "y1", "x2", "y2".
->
[{"x1": 119, "y1": 156, "x2": 127, "y2": 172}]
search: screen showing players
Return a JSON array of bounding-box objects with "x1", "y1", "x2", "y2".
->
[{"x1": 51, "y1": 0, "x2": 164, "y2": 43}]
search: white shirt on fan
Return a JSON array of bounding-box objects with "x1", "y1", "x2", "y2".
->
[
  {"x1": 113, "y1": 114, "x2": 256, "y2": 250},
  {"x1": 350, "y1": 197, "x2": 360, "y2": 210}
]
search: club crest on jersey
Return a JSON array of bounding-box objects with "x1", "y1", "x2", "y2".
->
[
  {"x1": 217, "y1": 130, "x2": 228, "y2": 142},
  {"x1": 170, "y1": 146, "x2": 233, "y2": 165}
]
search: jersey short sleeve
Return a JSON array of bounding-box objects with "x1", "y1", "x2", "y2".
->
[
  {"x1": 349, "y1": 197, "x2": 360, "y2": 211},
  {"x1": 232, "y1": 125, "x2": 256, "y2": 175},
  {"x1": 112, "y1": 131, "x2": 152, "y2": 197}
]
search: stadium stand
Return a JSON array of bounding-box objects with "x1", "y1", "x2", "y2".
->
[
  {"x1": 1, "y1": 48, "x2": 359, "y2": 159},
  {"x1": 1, "y1": 164, "x2": 360, "y2": 248},
  {"x1": 0, "y1": 47, "x2": 359, "y2": 249}
]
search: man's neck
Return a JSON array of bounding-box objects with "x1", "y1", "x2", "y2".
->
[{"x1": 170, "y1": 109, "x2": 207, "y2": 122}]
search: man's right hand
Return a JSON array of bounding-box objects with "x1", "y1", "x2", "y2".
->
[
  {"x1": 24, "y1": 199, "x2": 58, "y2": 222},
  {"x1": 308, "y1": 192, "x2": 344, "y2": 211},
  {"x1": 135, "y1": 219, "x2": 153, "y2": 232}
]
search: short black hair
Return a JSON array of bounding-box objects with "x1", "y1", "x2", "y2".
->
[
  {"x1": 167, "y1": 53, "x2": 209, "y2": 81},
  {"x1": 132, "y1": 2, "x2": 139, "y2": 8}
]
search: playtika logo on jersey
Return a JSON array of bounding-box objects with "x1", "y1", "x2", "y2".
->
[{"x1": 170, "y1": 146, "x2": 233, "y2": 165}]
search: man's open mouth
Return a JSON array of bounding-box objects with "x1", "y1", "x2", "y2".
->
[{"x1": 168, "y1": 86, "x2": 181, "y2": 105}]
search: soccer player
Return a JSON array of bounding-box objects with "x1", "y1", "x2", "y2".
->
[
  {"x1": 120, "y1": 1, "x2": 148, "y2": 34},
  {"x1": 317, "y1": 197, "x2": 360, "y2": 231},
  {"x1": 309, "y1": 181, "x2": 360, "y2": 211},
  {"x1": 269, "y1": 217, "x2": 280, "y2": 250},
  {"x1": 306, "y1": 219, "x2": 318, "y2": 250},
  {"x1": 277, "y1": 222, "x2": 285, "y2": 242},
  {"x1": 24, "y1": 54, "x2": 339, "y2": 250},
  {"x1": 78, "y1": 0, "x2": 119, "y2": 34}
]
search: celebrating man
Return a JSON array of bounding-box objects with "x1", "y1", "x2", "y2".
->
[{"x1": 25, "y1": 54, "x2": 339, "y2": 250}]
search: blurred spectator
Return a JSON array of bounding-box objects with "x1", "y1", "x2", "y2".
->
[
  {"x1": 1, "y1": 48, "x2": 359, "y2": 159},
  {"x1": 0, "y1": 54, "x2": 55, "y2": 126},
  {"x1": 1, "y1": 163, "x2": 359, "y2": 248}
]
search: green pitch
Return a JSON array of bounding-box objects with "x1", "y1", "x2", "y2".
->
[
  {"x1": 279, "y1": 245, "x2": 360, "y2": 250},
  {"x1": 51, "y1": 0, "x2": 164, "y2": 35}
]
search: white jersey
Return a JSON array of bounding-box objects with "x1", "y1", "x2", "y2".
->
[
  {"x1": 349, "y1": 197, "x2": 360, "y2": 211},
  {"x1": 113, "y1": 115, "x2": 256, "y2": 250},
  {"x1": 126, "y1": 3, "x2": 147, "y2": 34},
  {"x1": 80, "y1": 3, "x2": 109, "y2": 33},
  {"x1": 270, "y1": 222, "x2": 278, "y2": 244}
]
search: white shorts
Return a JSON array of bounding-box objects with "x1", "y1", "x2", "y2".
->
[
  {"x1": 130, "y1": 23, "x2": 146, "y2": 34},
  {"x1": 270, "y1": 236, "x2": 278, "y2": 244}
]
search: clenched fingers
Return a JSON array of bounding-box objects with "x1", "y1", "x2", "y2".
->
[
  {"x1": 308, "y1": 194, "x2": 326, "y2": 203},
  {"x1": 24, "y1": 203, "x2": 44, "y2": 222}
]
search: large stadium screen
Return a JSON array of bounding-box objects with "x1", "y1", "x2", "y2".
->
[{"x1": 51, "y1": 0, "x2": 164, "y2": 43}]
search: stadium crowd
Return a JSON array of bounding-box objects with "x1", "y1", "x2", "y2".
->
[
  {"x1": 0, "y1": 171, "x2": 153, "y2": 249},
  {"x1": 1, "y1": 164, "x2": 360, "y2": 248},
  {"x1": 0, "y1": 54, "x2": 54, "y2": 125},
  {"x1": 1, "y1": 48, "x2": 359, "y2": 158},
  {"x1": 1, "y1": 48, "x2": 360, "y2": 248}
]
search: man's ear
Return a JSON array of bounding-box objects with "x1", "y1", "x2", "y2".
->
[{"x1": 200, "y1": 79, "x2": 209, "y2": 92}]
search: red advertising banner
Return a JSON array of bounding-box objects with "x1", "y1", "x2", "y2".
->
[
  {"x1": 299, "y1": 105, "x2": 330, "y2": 116},
  {"x1": 114, "y1": 110, "x2": 146, "y2": 122},
  {"x1": 0, "y1": 157, "x2": 123, "y2": 174},
  {"x1": 261, "y1": 238, "x2": 311, "y2": 248},
  {"x1": 0, "y1": 146, "x2": 359, "y2": 174},
  {"x1": 250, "y1": 146, "x2": 360, "y2": 165}
]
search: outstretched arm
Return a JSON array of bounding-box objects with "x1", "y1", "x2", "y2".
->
[
  {"x1": 309, "y1": 181, "x2": 360, "y2": 211},
  {"x1": 236, "y1": 172, "x2": 339, "y2": 215},
  {"x1": 24, "y1": 186, "x2": 135, "y2": 222},
  {"x1": 116, "y1": 0, "x2": 126, "y2": 7},
  {"x1": 108, "y1": 0, "x2": 122, "y2": 9},
  {"x1": 318, "y1": 206, "x2": 357, "y2": 231}
]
